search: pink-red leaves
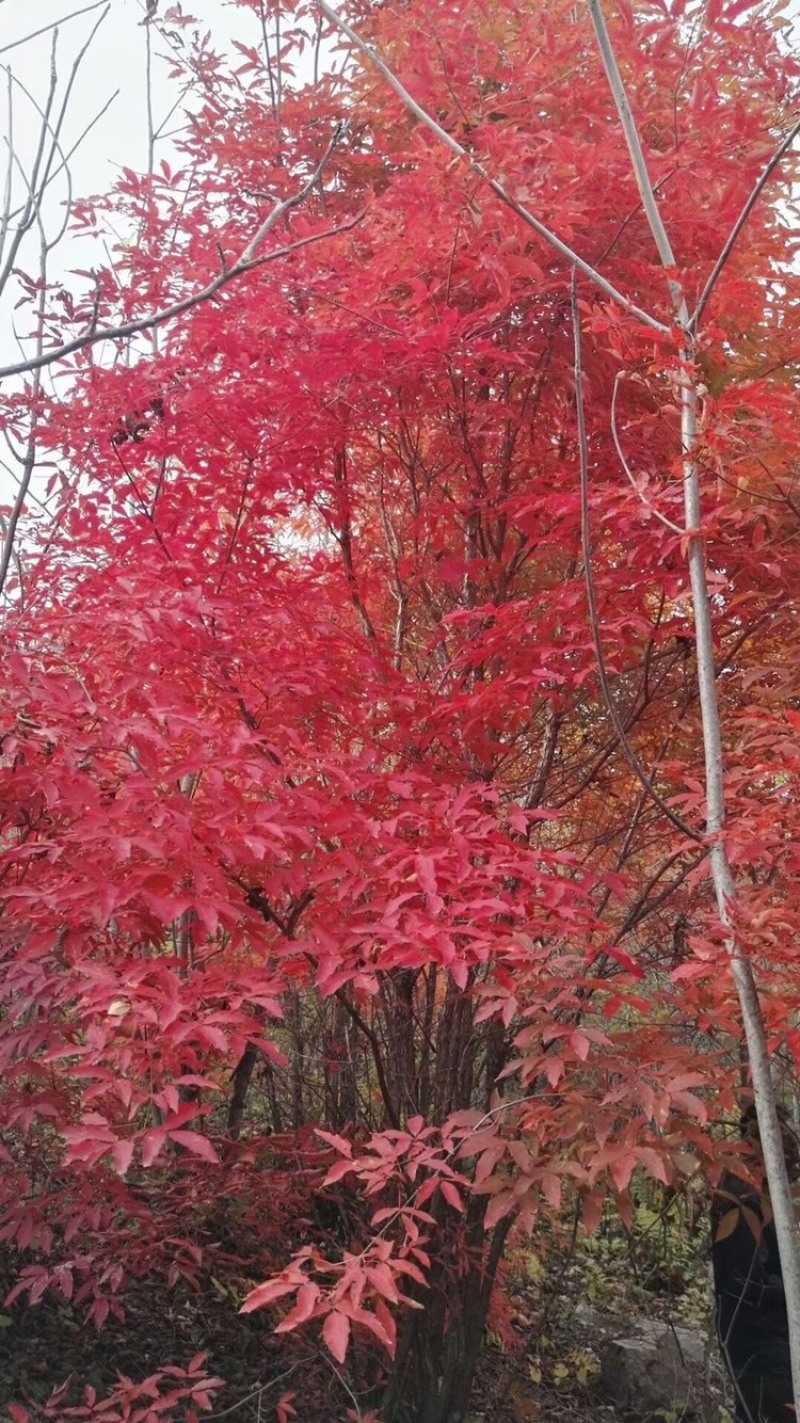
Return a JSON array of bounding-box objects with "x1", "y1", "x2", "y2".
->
[
  {"x1": 323, "y1": 1309, "x2": 351, "y2": 1363},
  {"x1": 168, "y1": 1131, "x2": 219, "y2": 1163},
  {"x1": 240, "y1": 1273, "x2": 306, "y2": 1315},
  {"x1": 439, "y1": 1180, "x2": 464, "y2": 1212},
  {"x1": 274, "y1": 1281, "x2": 321, "y2": 1333},
  {"x1": 111, "y1": 1139, "x2": 134, "y2": 1176},
  {"x1": 3, "y1": 0, "x2": 799, "y2": 1395},
  {"x1": 141, "y1": 1131, "x2": 167, "y2": 1169}
]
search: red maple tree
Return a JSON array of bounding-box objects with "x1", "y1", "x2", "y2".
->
[{"x1": 1, "y1": 0, "x2": 800, "y2": 1418}]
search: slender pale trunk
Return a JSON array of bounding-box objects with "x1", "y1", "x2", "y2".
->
[{"x1": 588, "y1": 1, "x2": 800, "y2": 1406}]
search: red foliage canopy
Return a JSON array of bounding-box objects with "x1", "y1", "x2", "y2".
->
[{"x1": 1, "y1": 0, "x2": 800, "y2": 1393}]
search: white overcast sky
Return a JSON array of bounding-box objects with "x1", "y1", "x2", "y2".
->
[{"x1": 1, "y1": 0, "x2": 262, "y2": 201}]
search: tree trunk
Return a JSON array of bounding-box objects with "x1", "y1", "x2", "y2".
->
[
  {"x1": 227, "y1": 1041, "x2": 259, "y2": 1139},
  {"x1": 286, "y1": 990, "x2": 306, "y2": 1129},
  {"x1": 380, "y1": 1211, "x2": 512, "y2": 1423}
]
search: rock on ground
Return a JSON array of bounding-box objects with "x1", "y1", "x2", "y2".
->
[{"x1": 598, "y1": 1319, "x2": 708, "y2": 1419}]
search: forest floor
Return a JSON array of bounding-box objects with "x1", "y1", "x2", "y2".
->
[{"x1": 0, "y1": 1213, "x2": 727, "y2": 1423}]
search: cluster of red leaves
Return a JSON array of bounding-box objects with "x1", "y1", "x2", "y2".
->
[{"x1": 7, "y1": 1354, "x2": 222, "y2": 1423}]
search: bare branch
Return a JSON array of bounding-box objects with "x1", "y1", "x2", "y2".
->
[
  {"x1": 0, "y1": 131, "x2": 362, "y2": 380},
  {"x1": 4, "y1": 87, "x2": 118, "y2": 233},
  {"x1": 0, "y1": 0, "x2": 107, "y2": 56},
  {"x1": 144, "y1": 13, "x2": 156, "y2": 176},
  {"x1": 0, "y1": 6, "x2": 111, "y2": 296},
  {"x1": 42, "y1": 88, "x2": 119, "y2": 221},
  {"x1": 4, "y1": 75, "x2": 76, "y2": 258},
  {"x1": 257, "y1": 0, "x2": 278, "y2": 119},
  {"x1": 152, "y1": 87, "x2": 189, "y2": 146},
  {"x1": 317, "y1": 0, "x2": 670, "y2": 336},
  {"x1": 0, "y1": 34, "x2": 59, "y2": 298},
  {"x1": 34, "y1": 5, "x2": 112, "y2": 213},
  {"x1": 0, "y1": 215, "x2": 48, "y2": 598},
  {"x1": 0, "y1": 382, "x2": 40, "y2": 598},
  {"x1": 0, "y1": 67, "x2": 13, "y2": 268}
]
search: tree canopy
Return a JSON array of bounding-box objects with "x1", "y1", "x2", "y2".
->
[{"x1": 1, "y1": 0, "x2": 800, "y2": 1418}]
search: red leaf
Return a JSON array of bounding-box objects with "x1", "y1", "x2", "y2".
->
[
  {"x1": 276, "y1": 1391, "x2": 297, "y2": 1423},
  {"x1": 439, "y1": 1180, "x2": 464, "y2": 1212},
  {"x1": 610, "y1": 1152, "x2": 636, "y2": 1193},
  {"x1": 274, "y1": 1281, "x2": 320, "y2": 1331},
  {"x1": 169, "y1": 1130, "x2": 219, "y2": 1163},
  {"x1": 323, "y1": 1309, "x2": 351, "y2": 1363},
  {"x1": 141, "y1": 1130, "x2": 166, "y2": 1168},
  {"x1": 315, "y1": 1129, "x2": 353, "y2": 1157},
  {"x1": 582, "y1": 1194, "x2": 603, "y2": 1234},
  {"x1": 484, "y1": 1190, "x2": 517, "y2": 1229},
  {"x1": 540, "y1": 1173, "x2": 561, "y2": 1210},
  {"x1": 240, "y1": 1278, "x2": 300, "y2": 1314},
  {"x1": 112, "y1": 1138, "x2": 134, "y2": 1175},
  {"x1": 638, "y1": 1147, "x2": 669, "y2": 1185}
]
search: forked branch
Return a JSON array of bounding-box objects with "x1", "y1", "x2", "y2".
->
[
  {"x1": 0, "y1": 127, "x2": 360, "y2": 380},
  {"x1": 316, "y1": 0, "x2": 670, "y2": 336}
]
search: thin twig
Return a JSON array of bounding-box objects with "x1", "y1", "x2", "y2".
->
[
  {"x1": 0, "y1": 511, "x2": 24, "y2": 605},
  {"x1": 691, "y1": 115, "x2": 800, "y2": 332},
  {"x1": 321, "y1": 1353, "x2": 363, "y2": 1419},
  {"x1": 0, "y1": 33, "x2": 59, "y2": 298},
  {"x1": 334, "y1": 990, "x2": 400, "y2": 1129},
  {"x1": 153, "y1": 87, "x2": 188, "y2": 145},
  {"x1": 38, "y1": 5, "x2": 111, "y2": 238},
  {"x1": 5, "y1": 84, "x2": 76, "y2": 257},
  {"x1": 5, "y1": 88, "x2": 119, "y2": 231},
  {"x1": 207, "y1": 1361, "x2": 306, "y2": 1419},
  {"x1": 611, "y1": 371, "x2": 683, "y2": 534},
  {"x1": 316, "y1": 0, "x2": 669, "y2": 336},
  {"x1": 257, "y1": 0, "x2": 277, "y2": 118},
  {"x1": 145, "y1": 15, "x2": 156, "y2": 175},
  {"x1": 0, "y1": 0, "x2": 106, "y2": 56},
  {"x1": 571, "y1": 271, "x2": 700, "y2": 842},
  {"x1": 0, "y1": 5, "x2": 111, "y2": 292},
  {"x1": 615, "y1": 848, "x2": 707, "y2": 942},
  {"x1": 274, "y1": 3, "x2": 283, "y2": 135},
  {"x1": 0, "y1": 229, "x2": 47, "y2": 597},
  {"x1": 215, "y1": 460, "x2": 254, "y2": 595},
  {"x1": 0, "y1": 67, "x2": 13, "y2": 268}
]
